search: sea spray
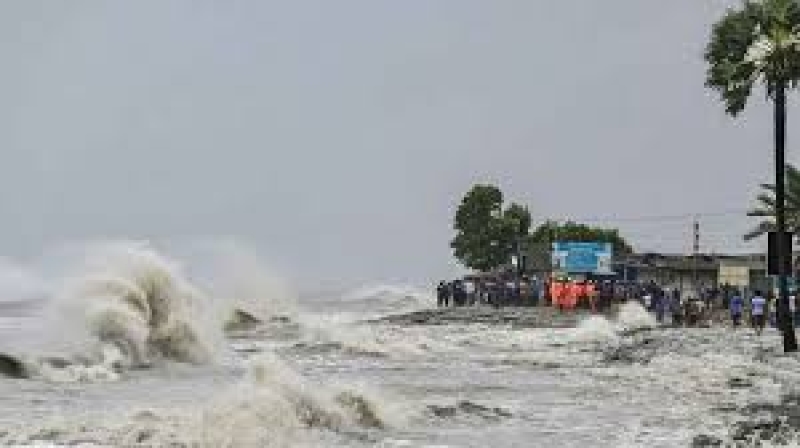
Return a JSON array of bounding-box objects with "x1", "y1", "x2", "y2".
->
[
  {"x1": 6, "y1": 279, "x2": 800, "y2": 448},
  {"x1": 569, "y1": 315, "x2": 619, "y2": 344},
  {"x1": 177, "y1": 240, "x2": 299, "y2": 325},
  {"x1": 337, "y1": 284, "x2": 433, "y2": 319},
  {"x1": 3, "y1": 242, "x2": 222, "y2": 381},
  {"x1": 342, "y1": 284, "x2": 432, "y2": 307},
  {"x1": 295, "y1": 315, "x2": 389, "y2": 356},
  {"x1": 293, "y1": 314, "x2": 441, "y2": 358},
  {"x1": 567, "y1": 302, "x2": 654, "y2": 347},
  {"x1": 615, "y1": 301, "x2": 657, "y2": 332},
  {"x1": 0, "y1": 258, "x2": 48, "y2": 304},
  {"x1": 62, "y1": 242, "x2": 216, "y2": 363},
  {"x1": 0, "y1": 350, "x2": 395, "y2": 447},
  {"x1": 195, "y1": 353, "x2": 389, "y2": 447},
  {"x1": 246, "y1": 353, "x2": 389, "y2": 430},
  {"x1": 287, "y1": 284, "x2": 440, "y2": 357}
]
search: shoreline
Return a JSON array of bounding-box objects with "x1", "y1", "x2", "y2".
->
[{"x1": 372, "y1": 305, "x2": 611, "y2": 328}]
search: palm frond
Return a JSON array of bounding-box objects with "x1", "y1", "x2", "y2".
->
[
  {"x1": 748, "y1": 208, "x2": 776, "y2": 217},
  {"x1": 755, "y1": 192, "x2": 777, "y2": 208},
  {"x1": 745, "y1": 221, "x2": 775, "y2": 240}
]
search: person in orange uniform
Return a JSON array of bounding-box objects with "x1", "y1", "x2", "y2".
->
[
  {"x1": 586, "y1": 281, "x2": 597, "y2": 312},
  {"x1": 562, "y1": 281, "x2": 576, "y2": 309},
  {"x1": 577, "y1": 281, "x2": 589, "y2": 308},
  {"x1": 552, "y1": 280, "x2": 565, "y2": 310}
]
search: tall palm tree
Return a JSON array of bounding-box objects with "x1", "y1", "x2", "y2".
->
[
  {"x1": 706, "y1": 0, "x2": 800, "y2": 352},
  {"x1": 745, "y1": 164, "x2": 800, "y2": 239}
]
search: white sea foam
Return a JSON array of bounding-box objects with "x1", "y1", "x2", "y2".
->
[
  {"x1": 0, "y1": 352, "x2": 395, "y2": 448},
  {"x1": 615, "y1": 301, "x2": 657, "y2": 331},
  {"x1": 569, "y1": 315, "x2": 619, "y2": 344},
  {"x1": 201, "y1": 353, "x2": 402, "y2": 446},
  {"x1": 565, "y1": 303, "x2": 653, "y2": 345},
  {"x1": 5, "y1": 263, "x2": 800, "y2": 447},
  {"x1": 295, "y1": 314, "x2": 433, "y2": 357},
  {"x1": 2, "y1": 242, "x2": 222, "y2": 382},
  {"x1": 339, "y1": 284, "x2": 433, "y2": 316}
]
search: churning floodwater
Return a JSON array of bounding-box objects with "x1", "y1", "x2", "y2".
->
[{"x1": 1, "y1": 242, "x2": 800, "y2": 447}]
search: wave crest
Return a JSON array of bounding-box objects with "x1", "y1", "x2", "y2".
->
[{"x1": 5, "y1": 242, "x2": 218, "y2": 381}]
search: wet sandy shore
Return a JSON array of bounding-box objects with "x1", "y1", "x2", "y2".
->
[{"x1": 373, "y1": 305, "x2": 609, "y2": 328}]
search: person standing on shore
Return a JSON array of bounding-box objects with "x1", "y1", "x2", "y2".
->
[
  {"x1": 436, "y1": 281, "x2": 447, "y2": 307},
  {"x1": 488, "y1": 281, "x2": 500, "y2": 309},
  {"x1": 642, "y1": 292, "x2": 652, "y2": 312},
  {"x1": 476, "y1": 281, "x2": 487, "y2": 305},
  {"x1": 453, "y1": 280, "x2": 467, "y2": 307},
  {"x1": 531, "y1": 276, "x2": 541, "y2": 307},
  {"x1": 655, "y1": 289, "x2": 667, "y2": 323},
  {"x1": 671, "y1": 289, "x2": 683, "y2": 326},
  {"x1": 730, "y1": 290, "x2": 744, "y2": 328},
  {"x1": 464, "y1": 280, "x2": 476, "y2": 306},
  {"x1": 750, "y1": 291, "x2": 767, "y2": 336}
]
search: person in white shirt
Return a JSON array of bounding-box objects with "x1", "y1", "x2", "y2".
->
[{"x1": 750, "y1": 291, "x2": 767, "y2": 336}]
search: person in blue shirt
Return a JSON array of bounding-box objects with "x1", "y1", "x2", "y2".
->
[{"x1": 730, "y1": 290, "x2": 744, "y2": 328}]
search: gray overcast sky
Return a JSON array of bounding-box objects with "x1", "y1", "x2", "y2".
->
[{"x1": 0, "y1": 1, "x2": 795, "y2": 286}]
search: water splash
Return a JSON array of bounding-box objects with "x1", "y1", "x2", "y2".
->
[
  {"x1": 615, "y1": 302, "x2": 657, "y2": 332},
  {"x1": 3, "y1": 242, "x2": 220, "y2": 381},
  {"x1": 569, "y1": 315, "x2": 619, "y2": 344}
]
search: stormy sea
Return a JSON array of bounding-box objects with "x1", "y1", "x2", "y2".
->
[{"x1": 0, "y1": 241, "x2": 798, "y2": 447}]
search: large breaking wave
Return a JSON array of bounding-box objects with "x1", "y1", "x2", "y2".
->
[{"x1": 1, "y1": 242, "x2": 224, "y2": 381}]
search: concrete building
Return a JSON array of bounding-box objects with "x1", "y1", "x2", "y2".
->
[
  {"x1": 520, "y1": 240, "x2": 782, "y2": 295},
  {"x1": 613, "y1": 253, "x2": 770, "y2": 293}
]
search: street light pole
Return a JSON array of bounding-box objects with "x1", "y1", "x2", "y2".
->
[{"x1": 775, "y1": 81, "x2": 798, "y2": 352}]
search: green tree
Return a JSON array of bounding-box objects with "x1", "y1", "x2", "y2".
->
[
  {"x1": 451, "y1": 184, "x2": 532, "y2": 272},
  {"x1": 528, "y1": 221, "x2": 633, "y2": 256},
  {"x1": 745, "y1": 164, "x2": 800, "y2": 239},
  {"x1": 705, "y1": 0, "x2": 800, "y2": 352},
  {"x1": 504, "y1": 203, "x2": 533, "y2": 236}
]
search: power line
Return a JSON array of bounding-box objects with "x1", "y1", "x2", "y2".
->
[
  {"x1": 561, "y1": 208, "x2": 749, "y2": 224},
  {"x1": 545, "y1": 208, "x2": 767, "y2": 253}
]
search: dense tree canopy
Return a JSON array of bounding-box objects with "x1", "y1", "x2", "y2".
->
[
  {"x1": 705, "y1": 0, "x2": 800, "y2": 115},
  {"x1": 528, "y1": 221, "x2": 633, "y2": 256},
  {"x1": 451, "y1": 184, "x2": 532, "y2": 272}
]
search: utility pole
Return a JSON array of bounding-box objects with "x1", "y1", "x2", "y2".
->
[
  {"x1": 693, "y1": 219, "x2": 700, "y2": 295},
  {"x1": 775, "y1": 82, "x2": 797, "y2": 352}
]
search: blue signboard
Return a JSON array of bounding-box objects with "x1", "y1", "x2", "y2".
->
[{"x1": 552, "y1": 241, "x2": 613, "y2": 274}]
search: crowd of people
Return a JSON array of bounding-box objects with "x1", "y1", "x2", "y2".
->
[
  {"x1": 723, "y1": 289, "x2": 800, "y2": 335},
  {"x1": 435, "y1": 276, "x2": 800, "y2": 334},
  {"x1": 436, "y1": 276, "x2": 544, "y2": 308},
  {"x1": 435, "y1": 276, "x2": 616, "y2": 310},
  {"x1": 640, "y1": 285, "x2": 800, "y2": 334}
]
